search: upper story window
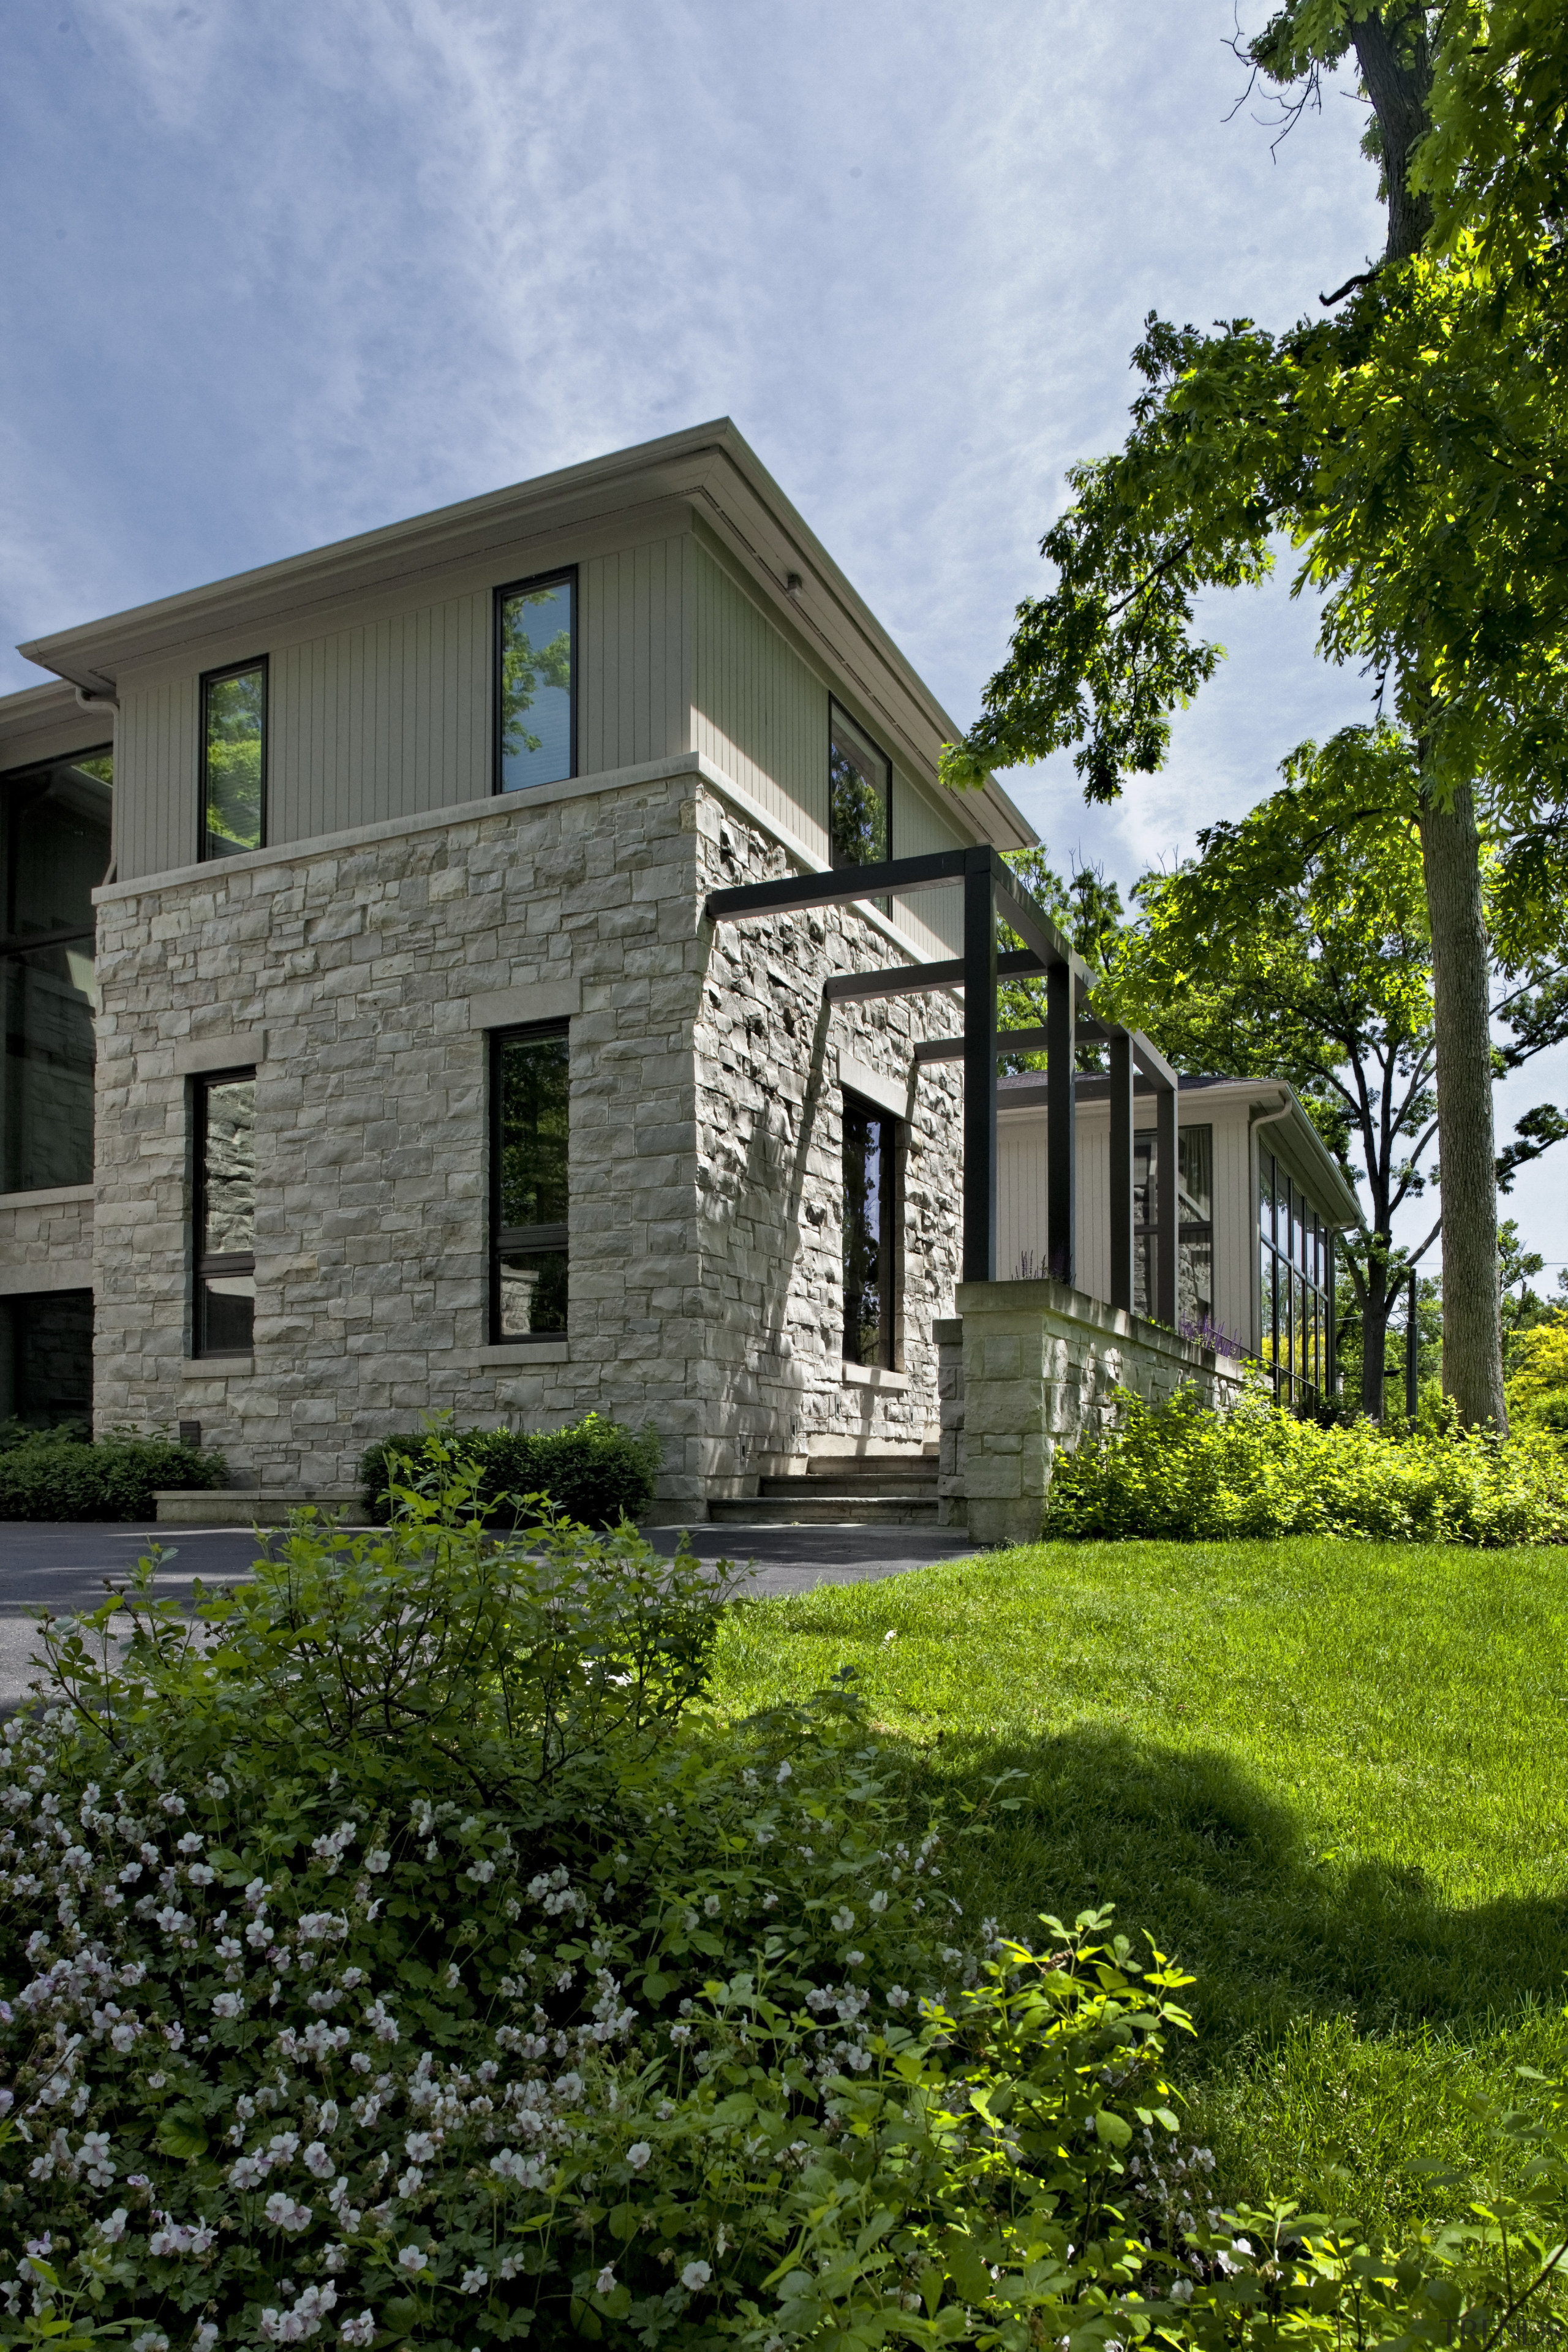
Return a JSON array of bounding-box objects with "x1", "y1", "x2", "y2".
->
[
  {"x1": 0, "y1": 747, "x2": 111, "y2": 1194},
  {"x1": 491, "y1": 1023, "x2": 570, "y2": 1341},
  {"x1": 496, "y1": 571, "x2": 576, "y2": 793},
  {"x1": 829, "y1": 702, "x2": 891, "y2": 870},
  {"x1": 201, "y1": 660, "x2": 266, "y2": 861},
  {"x1": 194, "y1": 1070, "x2": 256, "y2": 1356}
]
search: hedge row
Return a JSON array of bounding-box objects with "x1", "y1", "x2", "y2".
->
[
  {"x1": 358, "y1": 1412, "x2": 662, "y2": 1528},
  {"x1": 0, "y1": 1434, "x2": 229, "y2": 1521}
]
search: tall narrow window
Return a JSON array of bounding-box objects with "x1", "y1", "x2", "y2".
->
[
  {"x1": 0, "y1": 748, "x2": 111, "y2": 1193},
  {"x1": 492, "y1": 1024, "x2": 570, "y2": 1341},
  {"x1": 1133, "y1": 1125, "x2": 1214, "y2": 1334},
  {"x1": 496, "y1": 572, "x2": 576, "y2": 793},
  {"x1": 0, "y1": 1289, "x2": 93, "y2": 1431},
  {"x1": 201, "y1": 660, "x2": 266, "y2": 861},
  {"x1": 1257, "y1": 1148, "x2": 1331, "y2": 1410},
  {"x1": 842, "y1": 1094, "x2": 897, "y2": 1368},
  {"x1": 195, "y1": 1071, "x2": 255, "y2": 1356},
  {"x1": 829, "y1": 703, "x2": 891, "y2": 870}
]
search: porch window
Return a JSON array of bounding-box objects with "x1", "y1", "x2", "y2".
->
[
  {"x1": 829, "y1": 703, "x2": 891, "y2": 870},
  {"x1": 495, "y1": 572, "x2": 576, "y2": 793},
  {"x1": 0, "y1": 747, "x2": 111, "y2": 1193},
  {"x1": 1133, "y1": 1123, "x2": 1214, "y2": 1335},
  {"x1": 194, "y1": 1071, "x2": 256, "y2": 1356},
  {"x1": 1259, "y1": 1148, "x2": 1332, "y2": 1409},
  {"x1": 491, "y1": 1023, "x2": 570, "y2": 1341},
  {"x1": 0, "y1": 1289, "x2": 93, "y2": 1430},
  {"x1": 842, "y1": 1093, "x2": 897, "y2": 1368},
  {"x1": 201, "y1": 661, "x2": 266, "y2": 861}
]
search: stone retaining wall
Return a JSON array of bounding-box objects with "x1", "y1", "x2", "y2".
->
[{"x1": 937, "y1": 1277, "x2": 1246, "y2": 1545}]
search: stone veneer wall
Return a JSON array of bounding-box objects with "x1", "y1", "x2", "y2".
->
[
  {"x1": 0, "y1": 1185, "x2": 94, "y2": 1298},
  {"x1": 89, "y1": 765, "x2": 964, "y2": 1506},
  {"x1": 937, "y1": 1277, "x2": 1246, "y2": 1545}
]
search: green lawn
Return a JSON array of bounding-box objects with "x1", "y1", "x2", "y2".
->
[{"x1": 712, "y1": 1538, "x2": 1568, "y2": 2236}]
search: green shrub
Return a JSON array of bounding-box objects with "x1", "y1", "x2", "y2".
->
[
  {"x1": 1044, "y1": 1379, "x2": 1568, "y2": 1544},
  {"x1": 0, "y1": 1434, "x2": 228, "y2": 1521},
  {"x1": 7, "y1": 1465, "x2": 1568, "y2": 2352},
  {"x1": 1507, "y1": 1313, "x2": 1568, "y2": 1432},
  {"x1": 357, "y1": 1412, "x2": 662, "y2": 1527}
]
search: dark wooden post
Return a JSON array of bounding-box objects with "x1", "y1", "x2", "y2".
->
[
  {"x1": 1047, "y1": 960, "x2": 1075, "y2": 1284},
  {"x1": 962, "y1": 848, "x2": 997, "y2": 1284},
  {"x1": 1109, "y1": 1030, "x2": 1133, "y2": 1312},
  {"x1": 1405, "y1": 1265, "x2": 1419, "y2": 1420},
  {"x1": 1156, "y1": 1077, "x2": 1178, "y2": 1326}
]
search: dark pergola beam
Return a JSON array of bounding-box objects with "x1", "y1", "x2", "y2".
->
[
  {"x1": 962, "y1": 856, "x2": 998, "y2": 1283},
  {"x1": 704, "y1": 847, "x2": 967, "y2": 927},
  {"x1": 913, "y1": 1025, "x2": 1050, "y2": 1063},
  {"x1": 1109, "y1": 1031, "x2": 1133, "y2": 1313},
  {"x1": 1046, "y1": 960, "x2": 1075, "y2": 1283},
  {"x1": 992, "y1": 859, "x2": 1090, "y2": 1005},
  {"x1": 823, "y1": 946, "x2": 1044, "y2": 1005},
  {"x1": 1156, "y1": 1077, "x2": 1179, "y2": 1326}
]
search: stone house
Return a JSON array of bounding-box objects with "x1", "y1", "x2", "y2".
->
[
  {"x1": 0, "y1": 420, "x2": 1359, "y2": 1530},
  {"x1": 0, "y1": 422, "x2": 1041, "y2": 1514}
]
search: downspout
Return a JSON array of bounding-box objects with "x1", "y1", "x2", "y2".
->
[{"x1": 75, "y1": 685, "x2": 119, "y2": 888}]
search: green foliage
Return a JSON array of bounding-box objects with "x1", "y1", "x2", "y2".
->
[
  {"x1": 0, "y1": 1434, "x2": 227, "y2": 1522},
  {"x1": 1043, "y1": 1381, "x2": 1568, "y2": 1544},
  {"x1": 356, "y1": 1413, "x2": 661, "y2": 1528},
  {"x1": 1506, "y1": 1313, "x2": 1568, "y2": 1431},
  {"x1": 11, "y1": 1475, "x2": 1568, "y2": 2349}
]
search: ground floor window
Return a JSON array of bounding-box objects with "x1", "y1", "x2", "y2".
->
[
  {"x1": 0, "y1": 1287, "x2": 92, "y2": 1433},
  {"x1": 1133, "y1": 1123, "x2": 1214, "y2": 1336},
  {"x1": 1259, "y1": 1147, "x2": 1332, "y2": 1409},
  {"x1": 842, "y1": 1093, "x2": 897, "y2": 1368},
  {"x1": 195, "y1": 1071, "x2": 256, "y2": 1357},
  {"x1": 492, "y1": 1023, "x2": 570, "y2": 1341}
]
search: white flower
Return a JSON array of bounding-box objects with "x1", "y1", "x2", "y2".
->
[
  {"x1": 194, "y1": 2327, "x2": 221, "y2": 2352},
  {"x1": 304, "y1": 2143, "x2": 334, "y2": 2179},
  {"x1": 869, "y1": 1891, "x2": 889, "y2": 1914},
  {"x1": 595, "y1": 2264, "x2": 617, "y2": 2294},
  {"x1": 459, "y1": 2267, "x2": 487, "y2": 2294},
  {"x1": 846, "y1": 1950, "x2": 865, "y2": 1967},
  {"x1": 396, "y1": 2245, "x2": 428, "y2": 2273},
  {"x1": 886, "y1": 1985, "x2": 910, "y2": 2008},
  {"x1": 363, "y1": 1850, "x2": 390, "y2": 1875},
  {"x1": 97, "y1": 2209, "x2": 129, "y2": 2244},
  {"x1": 262, "y1": 2192, "x2": 312, "y2": 2231},
  {"x1": 681, "y1": 2261, "x2": 712, "y2": 2291},
  {"x1": 703, "y1": 1894, "x2": 720, "y2": 1915},
  {"x1": 775, "y1": 1762, "x2": 791, "y2": 1784},
  {"x1": 831, "y1": 1907, "x2": 854, "y2": 1932},
  {"x1": 404, "y1": 2132, "x2": 435, "y2": 2162},
  {"x1": 339, "y1": 2318, "x2": 375, "y2": 2348},
  {"x1": 625, "y1": 2141, "x2": 651, "y2": 2170},
  {"x1": 397, "y1": 2167, "x2": 423, "y2": 2198},
  {"x1": 212, "y1": 1992, "x2": 245, "y2": 2020}
]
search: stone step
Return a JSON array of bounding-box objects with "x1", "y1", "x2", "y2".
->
[
  {"x1": 802, "y1": 1455, "x2": 938, "y2": 1487},
  {"x1": 765, "y1": 1471, "x2": 936, "y2": 1498},
  {"x1": 153, "y1": 1488, "x2": 364, "y2": 1527},
  {"x1": 709, "y1": 1491, "x2": 942, "y2": 1526}
]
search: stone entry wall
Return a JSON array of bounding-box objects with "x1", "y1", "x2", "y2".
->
[
  {"x1": 88, "y1": 759, "x2": 963, "y2": 1507},
  {"x1": 937, "y1": 1277, "x2": 1245, "y2": 1545}
]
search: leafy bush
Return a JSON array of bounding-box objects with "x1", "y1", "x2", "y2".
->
[
  {"x1": 7, "y1": 1464, "x2": 1568, "y2": 2351},
  {"x1": 0, "y1": 1418, "x2": 91, "y2": 1453},
  {"x1": 1507, "y1": 1315, "x2": 1568, "y2": 1433},
  {"x1": 1044, "y1": 1380, "x2": 1568, "y2": 1544},
  {"x1": 0, "y1": 1435, "x2": 228, "y2": 1523},
  {"x1": 357, "y1": 1413, "x2": 661, "y2": 1528}
]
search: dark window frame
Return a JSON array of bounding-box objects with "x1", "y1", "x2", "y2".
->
[
  {"x1": 193, "y1": 1065, "x2": 257, "y2": 1359},
  {"x1": 1257, "y1": 1147, "x2": 1332, "y2": 1411},
  {"x1": 828, "y1": 699, "x2": 893, "y2": 874},
  {"x1": 489, "y1": 1019, "x2": 571, "y2": 1344},
  {"x1": 199, "y1": 656, "x2": 268, "y2": 865},
  {"x1": 492, "y1": 567, "x2": 579, "y2": 797},
  {"x1": 1132, "y1": 1123, "x2": 1214, "y2": 1331},
  {"x1": 0, "y1": 745, "x2": 113, "y2": 1197},
  {"x1": 841, "y1": 1088, "x2": 900, "y2": 1371}
]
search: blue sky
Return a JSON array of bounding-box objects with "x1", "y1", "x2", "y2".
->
[{"x1": 3, "y1": 0, "x2": 1562, "y2": 1282}]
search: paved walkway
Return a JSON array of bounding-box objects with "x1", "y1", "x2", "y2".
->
[{"x1": 0, "y1": 1519, "x2": 980, "y2": 1712}]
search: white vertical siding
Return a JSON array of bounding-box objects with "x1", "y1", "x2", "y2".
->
[
  {"x1": 116, "y1": 676, "x2": 200, "y2": 881},
  {"x1": 691, "y1": 545, "x2": 827, "y2": 858},
  {"x1": 995, "y1": 1097, "x2": 1259, "y2": 1351},
  {"x1": 888, "y1": 774, "x2": 966, "y2": 958},
  {"x1": 581, "y1": 538, "x2": 692, "y2": 775}
]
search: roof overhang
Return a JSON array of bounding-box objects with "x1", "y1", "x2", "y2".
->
[{"x1": 15, "y1": 418, "x2": 1035, "y2": 853}]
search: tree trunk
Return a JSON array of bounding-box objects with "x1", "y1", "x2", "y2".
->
[
  {"x1": 1360, "y1": 1259, "x2": 1390, "y2": 1420},
  {"x1": 1417, "y1": 782, "x2": 1506, "y2": 1429}
]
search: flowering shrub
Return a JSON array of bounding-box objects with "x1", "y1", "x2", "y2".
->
[
  {"x1": 6, "y1": 1461, "x2": 1568, "y2": 2350},
  {"x1": 1045, "y1": 1380, "x2": 1568, "y2": 1544}
]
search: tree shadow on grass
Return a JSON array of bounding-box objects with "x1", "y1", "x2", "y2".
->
[{"x1": 876, "y1": 1719, "x2": 1568, "y2": 2057}]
